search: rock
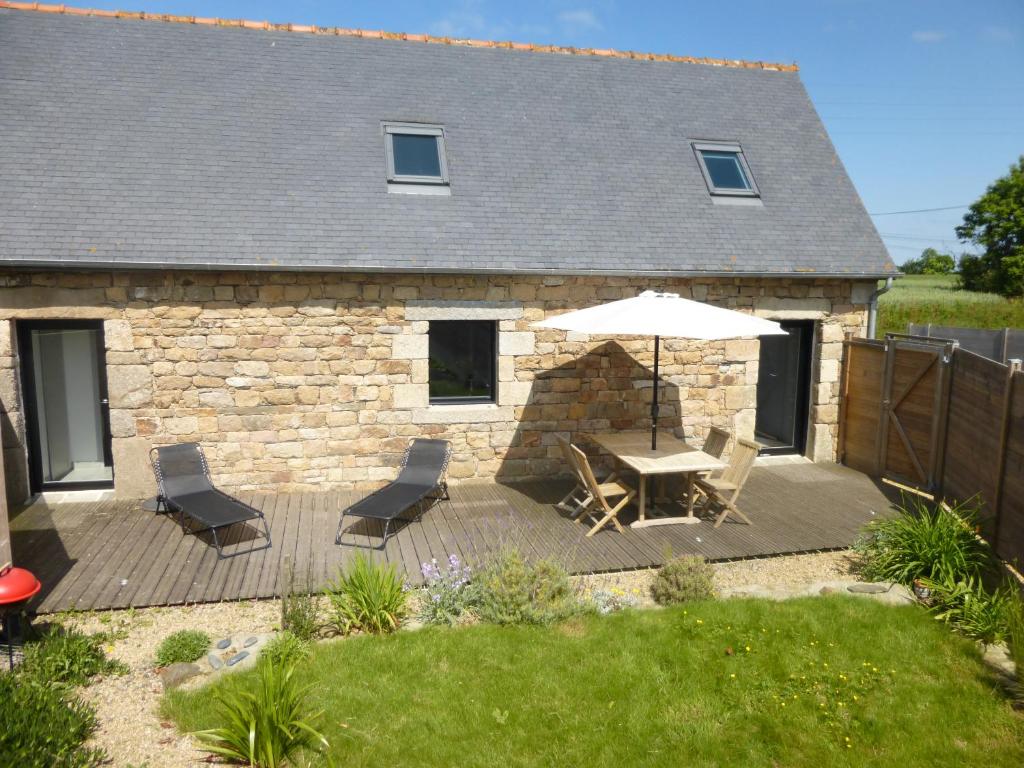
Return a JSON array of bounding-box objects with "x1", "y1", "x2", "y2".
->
[
  {"x1": 982, "y1": 643, "x2": 1017, "y2": 682},
  {"x1": 216, "y1": 638, "x2": 231, "y2": 650},
  {"x1": 226, "y1": 651, "x2": 249, "y2": 667},
  {"x1": 207, "y1": 653, "x2": 224, "y2": 670},
  {"x1": 819, "y1": 586, "x2": 837, "y2": 595},
  {"x1": 159, "y1": 663, "x2": 202, "y2": 690},
  {"x1": 847, "y1": 582, "x2": 888, "y2": 594},
  {"x1": 243, "y1": 636, "x2": 258, "y2": 648}
]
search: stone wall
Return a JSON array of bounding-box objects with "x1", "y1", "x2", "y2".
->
[{"x1": 0, "y1": 270, "x2": 871, "y2": 503}]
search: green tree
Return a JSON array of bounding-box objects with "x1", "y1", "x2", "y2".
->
[
  {"x1": 956, "y1": 156, "x2": 1024, "y2": 297},
  {"x1": 901, "y1": 247, "x2": 955, "y2": 275}
]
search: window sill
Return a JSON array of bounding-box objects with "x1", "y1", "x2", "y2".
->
[
  {"x1": 711, "y1": 195, "x2": 764, "y2": 207},
  {"x1": 412, "y1": 403, "x2": 515, "y2": 425},
  {"x1": 387, "y1": 183, "x2": 451, "y2": 196}
]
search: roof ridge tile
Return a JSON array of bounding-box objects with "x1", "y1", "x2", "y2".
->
[{"x1": 0, "y1": 1, "x2": 799, "y2": 71}]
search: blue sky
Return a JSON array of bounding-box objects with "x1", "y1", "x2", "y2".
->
[{"x1": 76, "y1": 0, "x2": 1022, "y2": 267}]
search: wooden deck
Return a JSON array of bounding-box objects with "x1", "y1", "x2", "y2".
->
[{"x1": 10, "y1": 462, "x2": 897, "y2": 613}]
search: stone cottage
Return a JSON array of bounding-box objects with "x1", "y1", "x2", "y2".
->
[{"x1": 0, "y1": 4, "x2": 896, "y2": 504}]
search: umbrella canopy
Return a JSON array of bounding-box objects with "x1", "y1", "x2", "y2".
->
[
  {"x1": 533, "y1": 291, "x2": 788, "y2": 449},
  {"x1": 533, "y1": 290, "x2": 787, "y2": 339}
]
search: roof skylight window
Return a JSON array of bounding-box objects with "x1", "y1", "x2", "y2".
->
[
  {"x1": 693, "y1": 142, "x2": 759, "y2": 197},
  {"x1": 384, "y1": 123, "x2": 449, "y2": 185}
]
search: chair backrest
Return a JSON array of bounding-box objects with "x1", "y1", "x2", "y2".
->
[
  {"x1": 557, "y1": 436, "x2": 588, "y2": 487},
  {"x1": 703, "y1": 427, "x2": 731, "y2": 459},
  {"x1": 396, "y1": 438, "x2": 452, "y2": 487},
  {"x1": 569, "y1": 444, "x2": 611, "y2": 511},
  {"x1": 151, "y1": 442, "x2": 216, "y2": 498},
  {"x1": 719, "y1": 438, "x2": 760, "y2": 491}
]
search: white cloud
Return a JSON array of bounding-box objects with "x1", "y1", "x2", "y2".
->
[
  {"x1": 911, "y1": 30, "x2": 947, "y2": 43},
  {"x1": 429, "y1": 0, "x2": 549, "y2": 40},
  {"x1": 558, "y1": 9, "x2": 602, "y2": 35},
  {"x1": 982, "y1": 24, "x2": 1016, "y2": 42}
]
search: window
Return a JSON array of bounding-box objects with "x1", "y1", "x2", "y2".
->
[
  {"x1": 428, "y1": 320, "x2": 496, "y2": 404},
  {"x1": 693, "y1": 142, "x2": 758, "y2": 197},
  {"x1": 384, "y1": 123, "x2": 449, "y2": 185}
]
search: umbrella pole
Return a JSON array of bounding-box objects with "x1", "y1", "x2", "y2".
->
[{"x1": 651, "y1": 335, "x2": 660, "y2": 451}]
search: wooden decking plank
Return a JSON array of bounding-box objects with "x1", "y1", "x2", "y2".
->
[
  {"x1": 197, "y1": 492, "x2": 258, "y2": 604},
  {"x1": 268, "y1": 491, "x2": 305, "y2": 599},
  {"x1": 66, "y1": 505, "x2": 154, "y2": 611},
  {"x1": 19, "y1": 502, "x2": 106, "y2": 603},
  {"x1": 99, "y1": 506, "x2": 176, "y2": 609},
  {"x1": 241, "y1": 494, "x2": 286, "y2": 600},
  {"x1": 218, "y1": 493, "x2": 270, "y2": 602}
]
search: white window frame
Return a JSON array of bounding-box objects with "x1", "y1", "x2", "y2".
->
[
  {"x1": 692, "y1": 141, "x2": 759, "y2": 198},
  {"x1": 383, "y1": 122, "x2": 450, "y2": 185}
]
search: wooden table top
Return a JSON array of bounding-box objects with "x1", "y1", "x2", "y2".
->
[{"x1": 586, "y1": 430, "x2": 728, "y2": 475}]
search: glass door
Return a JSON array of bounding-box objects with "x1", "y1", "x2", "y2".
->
[
  {"x1": 754, "y1": 320, "x2": 814, "y2": 455},
  {"x1": 18, "y1": 321, "x2": 114, "y2": 491}
]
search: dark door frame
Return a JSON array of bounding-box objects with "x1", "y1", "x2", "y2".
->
[
  {"x1": 16, "y1": 319, "x2": 115, "y2": 493},
  {"x1": 756, "y1": 319, "x2": 815, "y2": 456}
]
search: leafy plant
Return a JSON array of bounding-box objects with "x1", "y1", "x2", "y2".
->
[
  {"x1": 1008, "y1": 589, "x2": 1024, "y2": 673},
  {"x1": 0, "y1": 674, "x2": 106, "y2": 767},
  {"x1": 281, "y1": 591, "x2": 322, "y2": 642},
  {"x1": 419, "y1": 554, "x2": 480, "y2": 625},
  {"x1": 853, "y1": 497, "x2": 991, "y2": 586},
  {"x1": 650, "y1": 555, "x2": 715, "y2": 605},
  {"x1": 260, "y1": 631, "x2": 311, "y2": 669},
  {"x1": 586, "y1": 587, "x2": 640, "y2": 615},
  {"x1": 154, "y1": 630, "x2": 211, "y2": 667},
  {"x1": 920, "y1": 575, "x2": 1013, "y2": 645},
  {"x1": 325, "y1": 554, "x2": 408, "y2": 635},
  {"x1": 195, "y1": 662, "x2": 328, "y2": 768},
  {"x1": 476, "y1": 548, "x2": 578, "y2": 625},
  {"x1": 21, "y1": 625, "x2": 126, "y2": 686}
]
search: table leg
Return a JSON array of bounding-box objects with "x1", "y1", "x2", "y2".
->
[
  {"x1": 687, "y1": 473, "x2": 695, "y2": 518},
  {"x1": 638, "y1": 474, "x2": 646, "y2": 522}
]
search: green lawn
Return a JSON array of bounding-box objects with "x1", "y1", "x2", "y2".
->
[
  {"x1": 876, "y1": 274, "x2": 1024, "y2": 338},
  {"x1": 164, "y1": 597, "x2": 1024, "y2": 767}
]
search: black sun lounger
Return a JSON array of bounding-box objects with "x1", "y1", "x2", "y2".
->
[
  {"x1": 335, "y1": 438, "x2": 452, "y2": 549},
  {"x1": 150, "y1": 442, "x2": 272, "y2": 559}
]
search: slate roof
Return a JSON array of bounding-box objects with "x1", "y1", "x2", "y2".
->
[{"x1": 0, "y1": 5, "x2": 896, "y2": 277}]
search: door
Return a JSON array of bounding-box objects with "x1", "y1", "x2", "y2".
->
[
  {"x1": 755, "y1": 320, "x2": 814, "y2": 455},
  {"x1": 18, "y1": 321, "x2": 114, "y2": 491}
]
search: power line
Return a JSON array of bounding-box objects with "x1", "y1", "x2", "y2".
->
[{"x1": 869, "y1": 205, "x2": 970, "y2": 216}]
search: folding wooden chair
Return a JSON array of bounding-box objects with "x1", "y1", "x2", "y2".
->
[
  {"x1": 554, "y1": 436, "x2": 619, "y2": 520},
  {"x1": 690, "y1": 426, "x2": 732, "y2": 506},
  {"x1": 570, "y1": 444, "x2": 636, "y2": 537},
  {"x1": 694, "y1": 437, "x2": 759, "y2": 528}
]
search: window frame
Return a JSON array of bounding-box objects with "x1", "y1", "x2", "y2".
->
[
  {"x1": 692, "y1": 141, "x2": 759, "y2": 198},
  {"x1": 383, "y1": 122, "x2": 450, "y2": 185},
  {"x1": 427, "y1": 319, "x2": 498, "y2": 405}
]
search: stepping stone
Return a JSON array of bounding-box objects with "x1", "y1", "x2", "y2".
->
[
  {"x1": 226, "y1": 651, "x2": 249, "y2": 667},
  {"x1": 847, "y1": 583, "x2": 888, "y2": 594},
  {"x1": 207, "y1": 653, "x2": 224, "y2": 671},
  {"x1": 243, "y1": 636, "x2": 258, "y2": 648},
  {"x1": 216, "y1": 638, "x2": 231, "y2": 650},
  {"x1": 159, "y1": 662, "x2": 202, "y2": 691}
]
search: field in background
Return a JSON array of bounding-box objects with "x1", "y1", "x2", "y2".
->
[{"x1": 876, "y1": 275, "x2": 1024, "y2": 338}]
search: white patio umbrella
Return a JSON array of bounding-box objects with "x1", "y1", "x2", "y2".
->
[{"x1": 533, "y1": 291, "x2": 788, "y2": 450}]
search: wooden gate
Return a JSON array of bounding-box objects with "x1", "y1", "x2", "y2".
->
[{"x1": 840, "y1": 335, "x2": 956, "y2": 492}]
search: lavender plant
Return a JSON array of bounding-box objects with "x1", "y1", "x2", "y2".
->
[{"x1": 418, "y1": 554, "x2": 481, "y2": 626}]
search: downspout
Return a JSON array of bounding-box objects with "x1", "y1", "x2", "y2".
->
[{"x1": 866, "y1": 277, "x2": 894, "y2": 339}]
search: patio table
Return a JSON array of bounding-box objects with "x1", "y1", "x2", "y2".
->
[{"x1": 585, "y1": 430, "x2": 727, "y2": 528}]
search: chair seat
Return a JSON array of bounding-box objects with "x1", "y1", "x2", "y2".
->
[
  {"x1": 696, "y1": 478, "x2": 739, "y2": 492},
  {"x1": 597, "y1": 480, "x2": 633, "y2": 498}
]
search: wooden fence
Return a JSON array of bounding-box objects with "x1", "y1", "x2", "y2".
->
[
  {"x1": 839, "y1": 335, "x2": 1024, "y2": 566},
  {"x1": 908, "y1": 322, "x2": 1024, "y2": 364}
]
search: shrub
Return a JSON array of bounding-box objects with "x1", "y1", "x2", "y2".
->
[
  {"x1": 195, "y1": 663, "x2": 328, "y2": 768},
  {"x1": 281, "y1": 591, "x2": 322, "y2": 642},
  {"x1": 154, "y1": 630, "x2": 211, "y2": 668},
  {"x1": 476, "y1": 549, "x2": 578, "y2": 625},
  {"x1": 259, "y1": 631, "x2": 310, "y2": 669},
  {"x1": 419, "y1": 554, "x2": 480, "y2": 625},
  {"x1": 921, "y1": 575, "x2": 1013, "y2": 645},
  {"x1": 22, "y1": 626, "x2": 126, "y2": 686},
  {"x1": 0, "y1": 674, "x2": 106, "y2": 767},
  {"x1": 587, "y1": 588, "x2": 640, "y2": 615},
  {"x1": 326, "y1": 554, "x2": 408, "y2": 635},
  {"x1": 853, "y1": 497, "x2": 991, "y2": 586},
  {"x1": 650, "y1": 555, "x2": 715, "y2": 605}
]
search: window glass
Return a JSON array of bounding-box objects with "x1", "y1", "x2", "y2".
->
[
  {"x1": 392, "y1": 134, "x2": 442, "y2": 178},
  {"x1": 428, "y1": 321, "x2": 496, "y2": 403},
  {"x1": 701, "y1": 151, "x2": 751, "y2": 190}
]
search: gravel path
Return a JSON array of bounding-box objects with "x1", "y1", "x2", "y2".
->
[{"x1": 61, "y1": 550, "x2": 861, "y2": 767}]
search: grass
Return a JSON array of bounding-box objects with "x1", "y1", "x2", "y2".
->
[
  {"x1": 164, "y1": 597, "x2": 1024, "y2": 767},
  {"x1": 877, "y1": 274, "x2": 1024, "y2": 338}
]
